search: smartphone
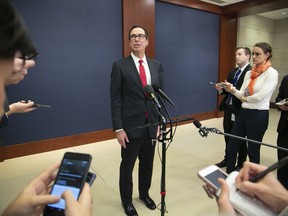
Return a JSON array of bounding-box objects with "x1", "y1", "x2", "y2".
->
[
  {"x1": 198, "y1": 165, "x2": 228, "y2": 191},
  {"x1": 31, "y1": 103, "x2": 52, "y2": 108},
  {"x1": 86, "y1": 172, "x2": 97, "y2": 186},
  {"x1": 43, "y1": 152, "x2": 92, "y2": 216},
  {"x1": 25, "y1": 51, "x2": 39, "y2": 60},
  {"x1": 209, "y1": 81, "x2": 227, "y2": 88}
]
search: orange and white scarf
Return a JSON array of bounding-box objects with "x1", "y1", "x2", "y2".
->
[{"x1": 247, "y1": 60, "x2": 271, "y2": 95}]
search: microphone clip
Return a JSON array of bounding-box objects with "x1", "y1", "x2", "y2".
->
[{"x1": 198, "y1": 129, "x2": 208, "y2": 137}]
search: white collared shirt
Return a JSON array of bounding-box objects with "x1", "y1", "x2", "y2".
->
[{"x1": 131, "y1": 52, "x2": 151, "y2": 85}]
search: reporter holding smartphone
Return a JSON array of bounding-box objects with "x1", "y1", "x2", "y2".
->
[
  {"x1": 224, "y1": 42, "x2": 278, "y2": 174},
  {"x1": 214, "y1": 47, "x2": 251, "y2": 170}
]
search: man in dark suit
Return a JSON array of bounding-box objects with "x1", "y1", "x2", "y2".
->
[
  {"x1": 215, "y1": 47, "x2": 251, "y2": 170},
  {"x1": 110, "y1": 25, "x2": 163, "y2": 216},
  {"x1": 276, "y1": 74, "x2": 288, "y2": 189}
]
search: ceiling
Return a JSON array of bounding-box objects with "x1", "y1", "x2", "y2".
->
[{"x1": 200, "y1": 0, "x2": 288, "y2": 20}]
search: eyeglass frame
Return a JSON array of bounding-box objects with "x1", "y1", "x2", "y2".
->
[{"x1": 129, "y1": 34, "x2": 147, "y2": 40}]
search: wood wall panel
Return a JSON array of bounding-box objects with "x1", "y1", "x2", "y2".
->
[
  {"x1": 122, "y1": 0, "x2": 155, "y2": 58},
  {"x1": 217, "y1": 15, "x2": 237, "y2": 117},
  {"x1": 2, "y1": 111, "x2": 216, "y2": 160},
  {"x1": 2, "y1": 129, "x2": 115, "y2": 160},
  {"x1": 158, "y1": 0, "x2": 221, "y2": 14}
]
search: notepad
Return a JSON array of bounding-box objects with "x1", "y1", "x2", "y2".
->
[{"x1": 217, "y1": 171, "x2": 277, "y2": 216}]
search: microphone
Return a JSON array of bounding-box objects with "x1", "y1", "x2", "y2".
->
[
  {"x1": 144, "y1": 85, "x2": 162, "y2": 109},
  {"x1": 193, "y1": 120, "x2": 208, "y2": 137},
  {"x1": 194, "y1": 123, "x2": 288, "y2": 153},
  {"x1": 152, "y1": 84, "x2": 175, "y2": 106}
]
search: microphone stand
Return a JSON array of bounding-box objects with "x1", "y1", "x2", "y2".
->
[
  {"x1": 159, "y1": 115, "x2": 168, "y2": 216},
  {"x1": 132, "y1": 97, "x2": 193, "y2": 216},
  {"x1": 204, "y1": 127, "x2": 288, "y2": 152},
  {"x1": 157, "y1": 95, "x2": 173, "y2": 216}
]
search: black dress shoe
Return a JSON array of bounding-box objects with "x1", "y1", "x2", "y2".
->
[
  {"x1": 122, "y1": 203, "x2": 138, "y2": 216},
  {"x1": 139, "y1": 195, "x2": 156, "y2": 210},
  {"x1": 215, "y1": 159, "x2": 227, "y2": 168}
]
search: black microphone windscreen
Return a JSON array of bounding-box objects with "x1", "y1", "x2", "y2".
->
[
  {"x1": 144, "y1": 85, "x2": 154, "y2": 95},
  {"x1": 193, "y1": 120, "x2": 202, "y2": 128}
]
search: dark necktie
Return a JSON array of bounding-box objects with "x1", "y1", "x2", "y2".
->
[
  {"x1": 226, "y1": 68, "x2": 242, "y2": 105},
  {"x1": 139, "y1": 60, "x2": 147, "y2": 87},
  {"x1": 232, "y1": 68, "x2": 241, "y2": 85}
]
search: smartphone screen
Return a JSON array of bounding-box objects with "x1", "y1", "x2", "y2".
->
[
  {"x1": 198, "y1": 165, "x2": 228, "y2": 190},
  {"x1": 43, "y1": 152, "x2": 92, "y2": 216},
  {"x1": 204, "y1": 169, "x2": 227, "y2": 190}
]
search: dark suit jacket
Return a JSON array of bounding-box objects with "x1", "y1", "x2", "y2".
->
[
  {"x1": 276, "y1": 74, "x2": 288, "y2": 135},
  {"x1": 219, "y1": 64, "x2": 252, "y2": 112},
  {"x1": 110, "y1": 55, "x2": 164, "y2": 139}
]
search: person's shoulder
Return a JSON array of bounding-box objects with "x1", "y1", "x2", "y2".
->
[
  {"x1": 267, "y1": 66, "x2": 278, "y2": 75},
  {"x1": 229, "y1": 68, "x2": 237, "y2": 74},
  {"x1": 147, "y1": 58, "x2": 161, "y2": 66},
  {"x1": 245, "y1": 64, "x2": 252, "y2": 70},
  {"x1": 283, "y1": 74, "x2": 288, "y2": 80}
]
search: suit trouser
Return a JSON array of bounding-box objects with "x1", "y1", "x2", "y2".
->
[
  {"x1": 223, "y1": 107, "x2": 247, "y2": 166},
  {"x1": 277, "y1": 121, "x2": 288, "y2": 189},
  {"x1": 226, "y1": 109, "x2": 268, "y2": 173},
  {"x1": 120, "y1": 128, "x2": 155, "y2": 204}
]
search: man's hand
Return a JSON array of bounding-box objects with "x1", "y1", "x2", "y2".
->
[
  {"x1": 116, "y1": 130, "x2": 129, "y2": 148},
  {"x1": 278, "y1": 104, "x2": 288, "y2": 111}
]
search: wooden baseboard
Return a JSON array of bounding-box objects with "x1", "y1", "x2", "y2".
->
[{"x1": 1, "y1": 111, "x2": 217, "y2": 161}]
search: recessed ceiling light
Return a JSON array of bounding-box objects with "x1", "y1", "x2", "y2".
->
[{"x1": 280, "y1": 12, "x2": 287, "y2": 15}]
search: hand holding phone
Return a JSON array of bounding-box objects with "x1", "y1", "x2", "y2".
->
[
  {"x1": 210, "y1": 81, "x2": 227, "y2": 88},
  {"x1": 198, "y1": 165, "x2": 228, "y2": 197},
  {"x1": 23, "y1": 52, "x2": 39, "y2": 60},
  {"x1": 31, "y1": 103, "x2": 52, "y2": 108},
  {"x1": 43, "y1": 152, "x2": 92, "y2": 216}
]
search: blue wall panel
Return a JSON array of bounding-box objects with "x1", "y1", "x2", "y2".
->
[
  {"x1": 155, "y1": 2, "x2": 219, "y2": 116},
  {"x1": 1, "y1": 0, "x2": 122, "y2": 145}
]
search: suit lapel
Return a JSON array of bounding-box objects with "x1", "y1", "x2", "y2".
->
[
  {"x1": 236, "y1": 64, "x2": 251, "y2": 89},
  {"x1": 124, "y1": 56, "x2": 145, "y2": 94},
  {"x1": 147, "y1": 58, "x2": 157, "y2": 85}
]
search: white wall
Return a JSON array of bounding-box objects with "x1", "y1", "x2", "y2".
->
[{"x1": 237, "y1": 15, "x2": 288, "y2": 102}]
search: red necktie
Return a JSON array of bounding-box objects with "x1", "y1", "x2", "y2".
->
[
  {"x1": 139, "y1": 60, "x2": 147, "y2": 87},
  {"x1": 139, "y1": 60, "x2": 148, "y2": 118}
]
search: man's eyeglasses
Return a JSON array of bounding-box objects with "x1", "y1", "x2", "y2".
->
[{"x1": 129, "y1": 34, "x2": 147, "y2": 40}]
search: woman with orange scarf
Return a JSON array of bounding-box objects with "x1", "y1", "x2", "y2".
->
[{"x1": 224, "y1": 42, "x2": 278, "y2": 173}]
